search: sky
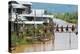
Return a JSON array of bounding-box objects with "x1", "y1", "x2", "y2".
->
[{"x1": 31, "y1": 2, "x2": 78, "y2": 13}]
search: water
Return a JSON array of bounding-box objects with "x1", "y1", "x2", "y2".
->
[
  {"x1": 13, "y1": 32, "x2": 77, "y2": 53},
  {"x1": 24, "y1": 40, "x2": 54, "y2": 52},
  {"x1": 13, "y1": 18, "x2": 78, "y2": 53},
  {"x1": 54, "y1": 32, "x2": 78, "y2": 50}
]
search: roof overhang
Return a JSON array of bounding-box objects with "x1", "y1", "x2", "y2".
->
[
  {"x1": 15, "y1": 21, "x2": 44, "y2": 24},
  {"x1": 18, "y1": 1, "x2": 32, "y2": 5},
  {"x1": 12, "y1": 4, "x2": 27, "y2": 8},
  {"x1": 18, "y1": 14, "x2": 53, "y2": 18}
]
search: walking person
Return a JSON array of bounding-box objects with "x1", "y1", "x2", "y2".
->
[
  {"x1": 66, "y1": 25, "x2": 68, "y2": 32},
  {"x1": 71, "y1": 25, "x2": 75, "y2": 32},
  {"x1": 56, "y1": 24, "x2": 59, "y2": 32},
  {"x1": 61, "y1": 25, "x2": 63, "y2": 32}
]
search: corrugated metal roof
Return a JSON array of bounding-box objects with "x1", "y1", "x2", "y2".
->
[
  {"x1": 18, "y1": 1, "x2": 32, "y2": 5},
  {"x1": 12, "y1": 4, "x2": 27, "y2": 8},
  {"x1": 15, "y1": 21, "x2": 44, "y2": 24}
]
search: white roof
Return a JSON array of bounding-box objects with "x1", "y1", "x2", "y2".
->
[
  {"x1": 19, "y1": 14, "x2": 53, "y2": 18},
  {"x1": 18, "y1": 1, "x2": 32, "y2": 5},
  {"x1": 12, "y1": 4, "x2": 27, "y2": 8},
  {"x1": 18, "y1": 9, "x2": 53, "y2": 18},
  {"x1": 15, "y1": 21, "x2": 44, "y2": 24}
]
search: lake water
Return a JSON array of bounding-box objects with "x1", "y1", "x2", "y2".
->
[{"x1": 13, "y1": 32, "x2": 77, "y2": 53}]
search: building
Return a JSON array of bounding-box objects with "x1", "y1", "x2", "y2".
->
[
  {"x1": 8, "y1": 1, "x2": 53, "y2": 32},
  {"x1": 9, "y1": 1, "x2": 32, "y2": 21},
  {"x1": 18, "y1": 9, "x2": 53, "y2": 24}
]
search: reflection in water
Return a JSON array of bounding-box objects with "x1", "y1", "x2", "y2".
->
[
  {"x1": 12, "y1": 32, "x2": 77, "y2": 53},
  {"x1": 13, "y1": 39, "x2": 54, "y2": 53}
]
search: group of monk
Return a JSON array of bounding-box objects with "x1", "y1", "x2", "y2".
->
[{"x1": 56, "y1": 25, "x2": 75, "y2": 32}]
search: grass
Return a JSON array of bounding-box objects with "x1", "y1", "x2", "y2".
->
[
  {"x1": 11, "y1": 24, "x2": 54, "y2": 46},
  {"x1": 11, "y1": 32, "x2": 33, "y2": 46},
  {"x1": 54, "y1": 12, "x2": 78, "y2": 24}
]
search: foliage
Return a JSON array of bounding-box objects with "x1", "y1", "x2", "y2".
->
[
  {"x1": 11, "y1": 23, "x2": 54, "y2": 45},
  {"x1": 54, "y1": 12, "x2": 78, "y2": 24}
]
